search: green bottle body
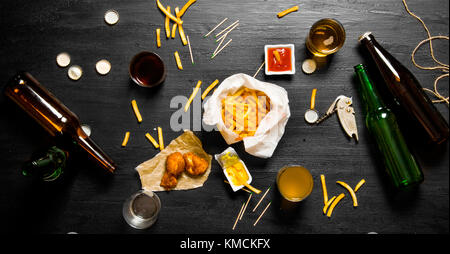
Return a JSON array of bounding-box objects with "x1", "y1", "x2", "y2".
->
[{"x1": 355, "y1": 64, "x2": 423, "y2": 189}]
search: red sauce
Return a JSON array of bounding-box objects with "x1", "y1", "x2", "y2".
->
[{"x1": 267, "y1": 47, "x2": 292, "y2": 72}]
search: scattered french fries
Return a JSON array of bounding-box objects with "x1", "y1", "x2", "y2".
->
[
  {"x1": 175, "y1": 7, "x2": 188, "y2": 45},
  {"x1": 201, "y1": 79, "x2": 219, "y2": 100},
  {"x1": 179, "y1": 0, "x2": 196, "y2": 18},
  {"x1": 145, "y1": 133, "x2": 160, "y2": 149},
  {"x1": 156, "y1": 28, "x2": 161, "y2": 48},
  {"x1": 157, "y1": 0, "x2": 183, "y2": 24},
  {"x1": 321, "y1": 176, "x2": 366, "y2": 218},
  {"x1": 121, "y1": 131, "x2": 130, "y2": 147},
  {"x1": 185, "y1": 80, "x2": 202, "y2": 112},
  {"x1": 326, "y1": 193, "x2": 345, "y2": 217},
  {"x1": 171, "y1": 22, "x2": 178, "y2": 38},
  {"x1": 157, "y1": 127, "x2": 164, "y2": 150},
  {"x1": 165, "y1": 6, "x2": 171, "y2": 38},
  {"x1": 277, "y1": 5, "x2": 299, "y2": 18},
  {"x1": 337, "y1": 181, "x2": 358, "y2": 207},
  {"x1": 131, "y1": 99, "x2": 143, "y2": 123},
  {"x1": 174, "y1": 51, "x2": 183, "y2": 70},
  {"x1": 320, "y1": 174, "x2": 328, "y2": 205}
]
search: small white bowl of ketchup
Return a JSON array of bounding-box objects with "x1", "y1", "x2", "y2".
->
[{"x1": 264, "y1": 44, "x2": 295, "y2": 75}]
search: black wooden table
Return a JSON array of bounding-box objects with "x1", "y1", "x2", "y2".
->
[{"x1": 0, "y1": 0, "x2": 448, "y2": 235}]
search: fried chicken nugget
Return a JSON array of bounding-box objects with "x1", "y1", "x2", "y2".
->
[
  {"x1": 166, "y1": 152, "x2": 185, "y2": 176},
  {"x1": 160, "y1": 152, "x2": 186, "y2": 189},
  {"x1": 160, "y1": 173, "x2": 178, "y2": 189},
  {"x1": 183, "y1": 152, "x2": 209, "y2": 176}
]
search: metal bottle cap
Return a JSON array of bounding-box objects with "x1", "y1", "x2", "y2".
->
[
  {"x1": 95, "y1": 59, "x2": 111, "y2": 75},
  {"x1": 68, "y1": 65, "x2": 83, "y2": 81},
  {"x1": 104, "y1": 10, "x2": 119, "y2": 25},
  {"x1": 56, "y1": 52, "x2": 71, "y2": 68},
  {"x1": 302, "y1": 59, "x2": 317, "y2": 74},
  {"x1": 358, "y1": 31, "x2": 372, "y2": 43}
]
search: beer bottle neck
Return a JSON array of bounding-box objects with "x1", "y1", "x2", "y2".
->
[
  {"x1": 359, "y1": 32, "x2": 402, "y2": 83},
  {"x1": 354, "y1": 64, "x2": 385, "y2": 112}
]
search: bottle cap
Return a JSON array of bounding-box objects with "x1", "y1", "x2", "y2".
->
[
  {"x1": 68, "y1": 65, "x2": 83, "y2": 81},
  {"x1": 56, "y1": 52, "x2": 71, "y2": 68},
  {"x1": 104, "y1": 10, "x2": 119, "y2": 25},
  {"x1": 95, "y1": 59, "x2": 111, "y2": 75},
  {"x1": 302, "y1": 59, "x2": 317, "y2": 74},
  {"x1": 81, "y1": 124, "x2": 91, "y2": 137},
  {"x1": 358, "y1": 31, "x2": 372, "y2": 43}
]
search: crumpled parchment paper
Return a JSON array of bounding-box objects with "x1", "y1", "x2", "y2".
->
[{"x1": 136, "y1": 130, "x2": 212, "y2": 192}]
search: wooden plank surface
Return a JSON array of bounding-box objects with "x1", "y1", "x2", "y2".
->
[{"x1": 0, "y1": 0, "x2": 448, "y2": 234}]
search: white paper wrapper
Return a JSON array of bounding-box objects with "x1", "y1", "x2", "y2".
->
[{"x1": 203, "y1": 73, "x2": 290, "y2": 158}]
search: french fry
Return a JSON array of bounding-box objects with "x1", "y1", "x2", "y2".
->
[
  {"x1": 201, "y1": 79, "x2": 219, "y2": 100},
  {"x1": 121, "y1": 131, "x2": 130, "y2": 147},
  {"x1": 157, "y1": 127, "x2": 164, "y2": 150},
  {"x1": 131, "y1": 99, "x2": 143, "y2": 123},
  {"x1": 145, "y1": 133, "x2": 160, "y2": 149},
  {"x1": 320, "y1": 174, "x2": 328, "y2": 205},
  {"x1": 175, "y1": 7, "x2": 188, "y2": 45},
  {"x1": 322, "y1": 195, "x2": 337, "y2": 214},
  {"x1": 156, "y1": 28, "x2": 161, "y2": 48},
  {"x1": 222, "y1": 88, "x2": 270, "y2": 138},
  {"x1": 327, "y1": 193, "x2": 345, "y2": 218},
  {"x1": 165, "y1": 6, "x2": 171, "y2": 38},
  {"x1": 337, "y1": 181, "x2": 358, "y2": 207},
  {"x1": 184, "y1": 80, "x2": 202, "y2": 112},
  {"x1": 157, "y1": 0, "x2": 183, "y2": 25},
  {"x1": 178, "y1": 0, "x2": 196, "y2": 18},
  {"x1": 277, "y1": 5, "x2": 299, "y2": 18},
  {"x1": 174, "y1": 51, "x2": 183, "y2": 70},
  {"x1": 171, "y1": 23, "x2": 178, "y2": 38},
  {"x1": 354, "y1": 179, "x2": 366, "y2": 192}
]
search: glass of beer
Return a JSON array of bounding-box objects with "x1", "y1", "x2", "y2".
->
[
  {"x1": 306, "y1": 18, "x2": 346, "y2": 57},
  {"x1": 276, "y1": 165, "x2": 314, "y2": 202}
]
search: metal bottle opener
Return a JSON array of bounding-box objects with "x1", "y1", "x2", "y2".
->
[{"x1": 316, "y1": 95, "x2": 358, "y2": 141}]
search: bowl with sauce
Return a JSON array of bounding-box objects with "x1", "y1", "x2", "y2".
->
[
  {"x1": 129, "y1": 51, "x2": 166, "y2": 88},
  {"x1": 264, "y1": 44, "x2": 295, "y2": 75}
]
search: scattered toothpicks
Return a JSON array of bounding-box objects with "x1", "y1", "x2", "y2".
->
[
  {"x1": 211, "y1": 38, "x2": 232, "y2": 59},
  {"x1": 232, "y1": 202, "x2": 246, "y2": 230},
  {"x1": 216, "y1": 20, "x2": 239, "y2": 38},
  {"x1": 204, "y1": 18, "x2": 228, "y2": 37},
  {"x1": 252, "y1": 186, "x2": 270, "y2": 212},
  {"x1": 213, "y1": 33, "x2": 227, "y2": 56},
  {"x1": 186, "y1": 35, "x2": 194, "y2": 65},
  {"x1": 216, "y1": 23, "x2": 239, "y2": 42},
  {"x1": 254, "y1": 202, "x2": 271, "y2": 226},
  {"x1": 253, "y1": 61, "x2": 265, "y2": 78},
  {"x1": 239, "y1": 193, "x2": 253, "y2": 220}
]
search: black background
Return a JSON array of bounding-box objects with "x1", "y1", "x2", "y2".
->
[{"x1": 0, "y1": 0, "x2": 448, "y2": 235}]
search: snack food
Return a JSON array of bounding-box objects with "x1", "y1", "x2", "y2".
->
[
  {"x1": 136, "y1": 130, "x2": 212, "y2": 192},
  {"x1": 160, "y1": 152, "x2": 185, "y2": 189},
  {"x1": 183, "y1": 152, "x2": 209, "y2": 176},
  {"x1": 221, "y1": 87, "x2": 270, "y2": 140},
  {"x1": 277, "y1": 6, "x2": 299, "y2": 18},
  {"x1": 215, "y1": 147, "x2": 261, "y2": 193}
]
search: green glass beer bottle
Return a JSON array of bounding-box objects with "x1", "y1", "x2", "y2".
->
[
  {"x1": 355, "y1": 64, "x2": 424, "y2": 189},
  {"x1": 22, "y1": 146, "x2": 68, "y2": 182}
]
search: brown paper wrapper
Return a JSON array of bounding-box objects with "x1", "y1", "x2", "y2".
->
[{"x1": 136, "y1": 130, "x2": 212, "y2": 192}]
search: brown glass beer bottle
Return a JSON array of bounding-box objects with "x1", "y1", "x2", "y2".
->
[
  {"x1": 4, "y1": 72, "x2": 116, "y2": 173},
  {"x1": 359, "y1": 32, "x2": 449, "y2": 145}
]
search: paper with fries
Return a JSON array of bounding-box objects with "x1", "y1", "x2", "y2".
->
[{"x1": 203, "y1": 73, "x2": 290, "y2": 158}]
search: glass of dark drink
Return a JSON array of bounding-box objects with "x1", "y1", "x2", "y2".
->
[{"x1": 129, "y1": 51, "x2": 166, "y2": 88}]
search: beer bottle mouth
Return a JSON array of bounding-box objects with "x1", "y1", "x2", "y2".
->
[{"x1": 358, "y1": 31, "x2": 373, "y2": 43}]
